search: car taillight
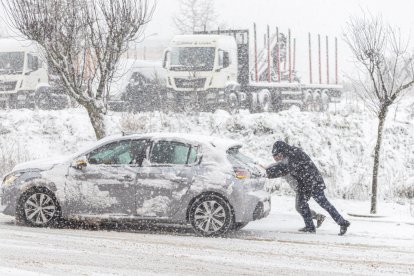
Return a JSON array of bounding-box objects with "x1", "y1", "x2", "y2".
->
[{"x1": 234, "y1": 168, "x2": 250, "y2": 179}]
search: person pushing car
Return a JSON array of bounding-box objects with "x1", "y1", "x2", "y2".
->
[{"x1": 265, "y1": 141, "x2": 350, "y2": 235}]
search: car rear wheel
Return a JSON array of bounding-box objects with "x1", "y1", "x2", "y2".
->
[
  {"x1": 189, "y1": 194, "x2": 233, "y2": 237},
  {"x1": 16, "y1": 187, "x2": 61, "y2": 227}
]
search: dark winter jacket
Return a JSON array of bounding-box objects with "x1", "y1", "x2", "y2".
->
[{"x1": 266, "y1": 141, "x2": 326, "y2": 195}]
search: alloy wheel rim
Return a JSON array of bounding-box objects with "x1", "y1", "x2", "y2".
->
[
  {"x1": 24, "y1": 193, "x2": 56, "y2": 225},
  {"x1": 194, "y1": 200, "x2": 226, "y2": 234}
]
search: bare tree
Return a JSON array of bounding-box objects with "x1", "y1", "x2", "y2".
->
[
  {"x1": 344, "y1": 13, "x2": 414, "y2": 213},
  {"x1": 2, "y1": 0, "x2": 155, "y2": 139},
  {"x1": 173, "y1": 0, "x2": 217, "y2": 34}
]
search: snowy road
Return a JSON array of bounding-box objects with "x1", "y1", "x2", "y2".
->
[{"x1": 0, "y1": 196, "x2": 413, "y2": 276}]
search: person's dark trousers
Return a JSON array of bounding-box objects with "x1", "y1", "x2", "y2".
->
[
  {"x1": 297, "y1": 188, "x2": 347, "y2": 229},
  {"x1": 295, "y1": 193, "x2": 317, "y2": 219}
]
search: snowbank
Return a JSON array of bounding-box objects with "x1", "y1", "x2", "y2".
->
[{"x1": 0, "y1": 98, "x2": 413, "y2": 201}]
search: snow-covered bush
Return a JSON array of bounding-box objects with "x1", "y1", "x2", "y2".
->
[
  {"x1": 0, "y1": 138, "x2": 29, "y2": 177},
  {"x1": 1, "y1": 102, "x2": 413, "y2": 201}
]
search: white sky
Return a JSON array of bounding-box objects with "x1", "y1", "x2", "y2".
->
[
  {"x1": 149, "y1": 0, "x2": 414, "y2": 39},
  {"x1": 145, "y1": 0, "x2": 414, "y2": 82},
  {"x1": 1, "y1": 0, "x2": 414, "y2": 82}
]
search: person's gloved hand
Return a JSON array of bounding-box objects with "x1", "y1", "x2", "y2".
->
[{"x1": 254, "y1": 161, "x2": 268, "y2": 170}]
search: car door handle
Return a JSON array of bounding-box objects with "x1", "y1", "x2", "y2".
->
[
  {"x1": 171, "y1": 177, "x2": 186, "y2": 184},
  {"x1": 121, "y1": 175, "x2": 134, "y2": 181}
]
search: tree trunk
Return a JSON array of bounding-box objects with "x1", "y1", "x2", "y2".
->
[
  {"x1": 85, "y1": 103, "x2": 107, "y2": 140},
  {"x1": 371, "y1": 106, "x2": 388, "y2": 214}
]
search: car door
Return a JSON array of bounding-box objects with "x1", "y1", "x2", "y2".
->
[
  {"x1": 135, "y1": 139, "x2": 200, "y2": 218},
  {"x1": 65, "y1": 139, "x2": 149, "y2": 216}
]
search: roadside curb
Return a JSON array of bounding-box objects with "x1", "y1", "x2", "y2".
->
[{"x1": 347, "y1": 213, "x2": 387, "y2": 218}]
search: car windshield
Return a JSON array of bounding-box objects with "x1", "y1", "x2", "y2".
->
[
  {"x1": 0, "y1": 52, "x2": 25, "y2": 75},
  {"x1": 170, "y1": 47, "x2": 215, "y2": 71}
]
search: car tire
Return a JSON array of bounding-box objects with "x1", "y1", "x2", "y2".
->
[
  {"x1": 232, "y1": 222, "x2": 249, "y2": 231},
  {"x1": 16, "y1": 187, "x2": 61, "y2": 227},
  {"x1": 189, "y1": 194, "x2": 233, "y2": 237}
]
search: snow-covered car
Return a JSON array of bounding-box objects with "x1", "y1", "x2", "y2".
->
[{"x1": 0, "y1": 133, "x2": 270, "y2": 236}]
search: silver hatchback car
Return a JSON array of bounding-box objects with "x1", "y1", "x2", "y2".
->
[{"x1": 1, "y1": 133, "x2": 270, "y2": 236}]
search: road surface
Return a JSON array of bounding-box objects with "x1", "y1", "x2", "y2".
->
[{"x1": 0, "y1": 196, "x2": 413, "y2": 275}]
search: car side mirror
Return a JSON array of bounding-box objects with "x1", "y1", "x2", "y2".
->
[
  {"x1": 163, "y1": 49, "x2": 171, "y2": 69},
  {"x1": 72, "y1": 157, "x2": 88, "y2": 170}
]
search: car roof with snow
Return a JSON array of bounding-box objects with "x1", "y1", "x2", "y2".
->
[{"x1": 122, "y1": 132, "x2": 242, "y2": 151}]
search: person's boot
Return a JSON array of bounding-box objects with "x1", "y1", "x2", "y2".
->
[
  {"x1": 298, "y1": 226, "x2": 316, "y2": 233},
  {"x1": 315, "y1": 214, "x2": 326, "y2": 228},
  {"x1": 339, "y1": 221, "x2": 351, "y2": 236}
]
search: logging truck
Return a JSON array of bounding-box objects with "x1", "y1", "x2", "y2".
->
[{"x1": 162, "y1": 27, "x2": 342, "y2": 112}]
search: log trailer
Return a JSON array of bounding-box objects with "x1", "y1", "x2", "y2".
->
[{"x1": 162, "y1": 25, "x2": 342, "y2": 112}]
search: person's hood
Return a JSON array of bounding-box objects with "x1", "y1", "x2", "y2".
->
[
  {"x1": 12, "y1": 155, "x2": 72, "y2": 172},
  {"x1": 271, "y1": 141, "x2": 292, "y2": 156}
]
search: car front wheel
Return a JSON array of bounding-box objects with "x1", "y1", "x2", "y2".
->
[
  {"x1": 189, "y1": 194, "x2": 233, "y2": 237},
  {"x1": 16, "y1": 187, "x2": 61, "y2": 227}
]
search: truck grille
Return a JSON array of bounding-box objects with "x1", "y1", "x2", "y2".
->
[
  {"x1": 174, "y1": 78, "x2": 206, "y2": 89},
  {"x1": 0, "y1": 81, "x2": 17, "y2": 91}
]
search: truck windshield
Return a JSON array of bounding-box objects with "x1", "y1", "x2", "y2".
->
[
  {"x1": 170, "y1": 47, "x2": 215, "y2": 71},
  {"x1": 0, "y1": 52, "x2": 25, "y2": 75}
]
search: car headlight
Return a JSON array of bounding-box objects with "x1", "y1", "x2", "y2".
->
[{"x1": 2, "y1": 172, "x2": 22, "y2": 187}]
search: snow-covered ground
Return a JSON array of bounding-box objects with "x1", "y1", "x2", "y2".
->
[
  {"x1": 0, "y1": 195, "x2": 413, "y2": 275},
  {"x1": 0, "y1": 96, "x2": 413, "y2": 274}
]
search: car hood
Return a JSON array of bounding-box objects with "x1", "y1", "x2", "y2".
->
[{"x1": 13, "y1": 155, "x2": 71, "y2": 172}]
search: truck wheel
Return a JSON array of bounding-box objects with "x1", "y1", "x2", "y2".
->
[
  {"x1": 8, "y1": 96, "x2": 17, "y2": 109},
  {"x1": 301, "y1": 90, "x2": 313, "y2": 111},
  {"x1": 226, "y1": 92, "x2": 239, "y2": 114},
  {"x1": 249, "y1": 92, "x2": 259, "y2": 113},
  {"x1": 320, "y1": 91, "x2": 330, "y2": 112},
  {"x1": 313, "y1": 93, "x2": 322, "y2": 112},
  {"x1": 258, "y1": 89, "x2": 272, "y2": 112},
  {"x1": 273, "y1": 92, "x2": 283, "y2": 112},
  {"x1": 36, "y1": 91, "x2": 50, "y2": 110}
]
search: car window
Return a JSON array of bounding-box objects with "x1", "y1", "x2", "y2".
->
[
  {"x1": 227, "y1": 147, "x2": 262, "y2": 176},
  {"x1": 88, "y1": 139, "x2": 148, "y2": 165},
  {"x1": 188, "y1": 146, "x2": 199, "y2": 164},
  {"x1": 227, "y1": 147, "x2": 254, "y2": 164},
  {"x1": 150, "y1": 141, "x2": 191, "y2": 165}
]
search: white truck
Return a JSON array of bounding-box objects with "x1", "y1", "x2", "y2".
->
[
  {"x1": 162, "y1": 29, "x2": 342, "y2": 112},
  {"x1": 0, "y1": 39, "x2": 48, "y2": 108},
  {"x1": 0, "y1": 38, "x2": 70, "y2": 109}
]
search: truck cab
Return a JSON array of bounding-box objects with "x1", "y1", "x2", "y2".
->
[
  {"x1": 163, "y1": 34, "x2": 241, "y2": 110},
  {"x1": 0, "y1": 39, "x2": 48, "y2": 108}
]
